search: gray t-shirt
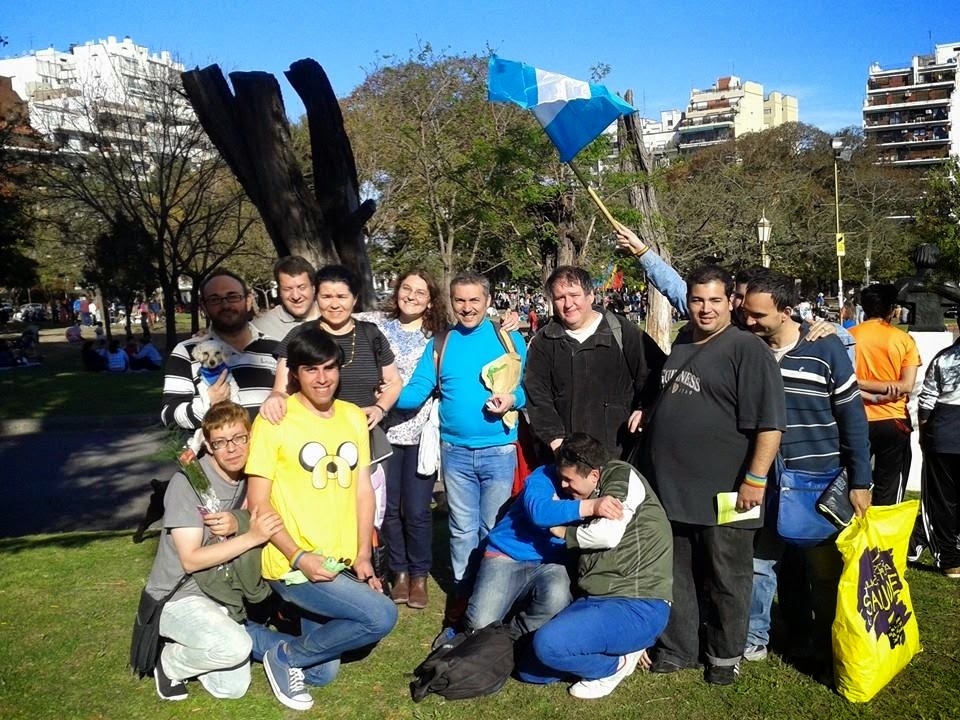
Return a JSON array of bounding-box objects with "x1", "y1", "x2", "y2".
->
[
  {"x1": 251, "y1": 304, "x2": 304, "y2": 342},
  {"x1": 144, "y1": 455, "x2": 246, "y2": 601}
]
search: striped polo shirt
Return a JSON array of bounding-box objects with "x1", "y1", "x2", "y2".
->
[{"x1": 161, "y1": 325, "x2": 279, "y2": 429}]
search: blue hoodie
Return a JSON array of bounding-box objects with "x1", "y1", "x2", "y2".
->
[{"x1": 485, "y1": 465, "x2": 582, "y2": 563}]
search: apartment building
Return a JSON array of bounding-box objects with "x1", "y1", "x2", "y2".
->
[
  {"x1": 0, "y1": 36, "x2": 187, "y2": 157},
  {"x1": 677, "y1": 76, "x2": 798, "y2": 152},
  {"x1": 863, "y1": 42, "x2": 960, "y2": 167}
]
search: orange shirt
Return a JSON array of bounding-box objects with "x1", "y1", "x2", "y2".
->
[{"x1": 849, "y1": 319, "x2": 921, "y2": 422}]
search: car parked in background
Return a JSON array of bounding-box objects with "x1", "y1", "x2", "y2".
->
[{"x1": 14, "y1": 303, "x2": 47, "y2": 322}]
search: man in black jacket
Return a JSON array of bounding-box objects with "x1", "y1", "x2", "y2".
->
[{"x1": 523, "y1": 266, "x2": 665, "y2": 461}]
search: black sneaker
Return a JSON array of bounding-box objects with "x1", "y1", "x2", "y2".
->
[
  {"x1": 650, "y1": 657, "x2": 686, "y2": 674},
  {"x1": 705, "y1": 663, "x2": 740, "y2": 686},
  {"x1": 154, "y1": 660, "x2": 188, "y2": 701}
]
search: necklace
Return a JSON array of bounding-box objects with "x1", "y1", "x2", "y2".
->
[
  {"x1": 319, "y1": 319, "x2": 356, "y2": 367},
  {"x1": 341, "y1": 329, "x2": 356, "y2": 367}
]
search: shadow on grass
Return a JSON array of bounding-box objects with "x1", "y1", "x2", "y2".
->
[
  {"x1": 0, "y1": 529, "x2": 139, "y2": 553},
  {"x1": 0, "y1": 426, "x2": 176, "y2": 538}
]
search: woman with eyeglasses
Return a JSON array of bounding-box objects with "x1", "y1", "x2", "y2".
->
[{"x1": 351, "y1": 270, "x2": 449, "y2": 610}]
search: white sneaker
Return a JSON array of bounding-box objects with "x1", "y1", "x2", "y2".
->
[{"x1": 568, "y1": 650, "x2": 642, "y2": 699}]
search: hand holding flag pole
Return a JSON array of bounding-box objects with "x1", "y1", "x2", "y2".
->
[{"x1": 487, "y1": 56, "x2": 635, "y2": 232}]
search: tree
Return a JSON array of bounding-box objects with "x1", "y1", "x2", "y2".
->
[
  {"x1": 342, "y1": 47, "x2": 559, "y2": 292},
  {"x1": 84, "y1": 213, "x2": 157, "y2": 338},
  {"x1": 913, "y1": 157, "x2": 960, "y2": 278},
  {"x1": 36, "y1": 59, "x2": 257, "y2": 348},
  {"x1": 0, "y1": 89, "x2": 39, "y2": 293},
  {"x1": 645, "y1": 123, "x2": 919, "y2": 297}
]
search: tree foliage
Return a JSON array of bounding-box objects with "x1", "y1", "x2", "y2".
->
[
  {"x1": 913, "y1": 156, "x2": 960, "y2": 278},
  {"x1": 340, "y1": 47, "x2": 627, "y2": 294},
  {"x1": 35, "y1": 62, "x2": 260, "y2": 346},
  {"x1": 644, "y1": 123, "x2": 918, "y2": 295},
  {"x1": 0, "y1": 112, "x2": 39, "y2": 292}
]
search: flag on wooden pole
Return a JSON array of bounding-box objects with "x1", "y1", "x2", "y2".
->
[{"x1": 487, "y1": 55, "x2": 636, "y2": 163}]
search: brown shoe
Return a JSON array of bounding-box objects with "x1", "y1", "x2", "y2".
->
[
  {"x1": 391, "y1": 572, "x2": 409, "y2": 604},
  {"x1": 943, "y1": 567, "x2": 960, "y2": 579},
  {"x1": 408, "y1": 576, "x2": 429, "y2": 609}
]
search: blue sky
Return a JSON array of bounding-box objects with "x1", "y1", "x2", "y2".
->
[{"x1": 4, "y1": 0, "x2": 960, "y2": 131}]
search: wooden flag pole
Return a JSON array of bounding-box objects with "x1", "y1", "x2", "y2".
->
[{"x1": 567, "y1": 160, "x2": 620, "y2": 231}]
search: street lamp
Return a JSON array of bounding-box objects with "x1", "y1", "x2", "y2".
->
[
  {"x1": 832, "y1": 137, "x2": 851, "y2": 304},
  {"x1": 756, "y1": 211, "x2": 772, "y2": 269}
]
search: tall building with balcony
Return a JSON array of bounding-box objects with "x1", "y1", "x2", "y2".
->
[
  {"x1": 677, "y1": 76, "x2": 798, "y2": 152},
  {"x1": 863, "y1": 42, "x2": 960, "y2": 167},
  {"x1": 0, "y1": 36, "x2": 187, "y2": 157}
]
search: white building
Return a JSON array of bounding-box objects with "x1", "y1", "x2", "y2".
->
[
  {"x1": 0, "y1": 36, "x2": 188, "y2": 157},
  {"x1": 863, "y1": 41, "x2": 960, "y2": 167},
  {"x1": 637, "y1": 109, "x2": 683, "y2": 164},
  {"x1": 677, "y1": 76, "x2": 798, "y2": 152}
]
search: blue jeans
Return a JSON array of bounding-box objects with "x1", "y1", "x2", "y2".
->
[
  {"x1": 518, "y1": 596, "x2": 671, "y2": 683},
  {"x1": 382, "y1": 443, "x2": 434, "y2": 577},
  {"x1": 748, "y1": 557, "x2": 778, "y2": 648},
  {"x1": 466, "y1": 555, "x2": 571, "y2": 636},
  {"x1": 747, "y1": 526, "x2": 784, "y2": 648},
  {"x1": 269, "y1": 575, "x2": 398, "y2": 687},
  {"x1": 441, "y1": 441, "x2": 516, "y2": 586}
]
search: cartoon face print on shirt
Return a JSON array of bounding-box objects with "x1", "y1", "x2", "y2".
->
[{"x1": 298, "y1": 441, "x2": 360, "y2": 489}]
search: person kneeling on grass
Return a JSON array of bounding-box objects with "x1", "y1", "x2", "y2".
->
[
  {"x1": 460, "y1": 458, "x2": 624, "y2": 642},
  {"x1": 516, "y1": 433, "x2": 674, "y2": 700},
  {"x1": 145, "y1": 401, "x2": 287, "y2": 702},
  {"x1": 245, "y1": 327, "x2": 398, "y2": 712}
]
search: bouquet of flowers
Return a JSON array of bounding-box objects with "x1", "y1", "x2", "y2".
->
[{"x1": 177, "y1": 446, "x2": 220, "y2": 512}]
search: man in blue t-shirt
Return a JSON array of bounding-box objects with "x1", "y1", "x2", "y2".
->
[{"x1": 397, "y1": 272, "x2": 527, "y2": 613}]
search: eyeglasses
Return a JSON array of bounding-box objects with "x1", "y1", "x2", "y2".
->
[
  {"x1": 209, "y1": 433, "x2": 249, "y2": 451},
  {"x1": 204, "y1": 293, "x2": 246, "y2": 306},
  {"x1": 400, "y1": 285, "x2": 429, "y2": 299}
]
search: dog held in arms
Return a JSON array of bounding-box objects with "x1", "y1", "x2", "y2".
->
[{"x1": 187, "y1": 337, "x2": 240, "y2": 452}]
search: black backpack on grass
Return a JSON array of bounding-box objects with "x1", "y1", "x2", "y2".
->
[{"x1": 410, "y1": 623, "x2": 515, "y2": 701}]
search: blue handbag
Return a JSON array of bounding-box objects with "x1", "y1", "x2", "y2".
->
[{"x1": 773, "y1": 455, "x2": 845, "y2": 546}]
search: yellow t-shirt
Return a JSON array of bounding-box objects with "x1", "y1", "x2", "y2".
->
[
  {"x1": 849, "y1": 319, "x2": 921, "y2": 422},
  {"x1": 246, "y1": 396, "x2": 371, "y2": 580}
]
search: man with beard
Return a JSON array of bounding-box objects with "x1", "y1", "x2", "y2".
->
[
  {"x1": 252, "y1": 256, "x2": 321, "y2": 341},
  {"x1": 739, "y1": 270, "x2": 871, "y2": 675},
  {"x1": 162, "y1": 270, "x2": 279, "y2": 430}
]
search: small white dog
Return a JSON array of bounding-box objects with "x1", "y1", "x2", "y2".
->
[{"x1": 188, "y1": 337, "x2": 241, "y2": 452}]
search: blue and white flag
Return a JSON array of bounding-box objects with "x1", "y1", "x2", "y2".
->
[{"x1": 487, "y1": 55, "x2": 636, "y2": 163}]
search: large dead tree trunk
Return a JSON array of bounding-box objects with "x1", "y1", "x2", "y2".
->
[
  {"x1": 181, "y1": 61, "x2": 376, "y2": 308},
  {"x1": 620, "y1": 89, "x2": 674, "y2": 353}
]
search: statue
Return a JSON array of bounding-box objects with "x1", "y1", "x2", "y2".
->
[{"x1": 896, "y1": 244, "x2": 960, "y2": 332}]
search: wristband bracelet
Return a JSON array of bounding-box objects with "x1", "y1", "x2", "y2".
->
[
  {"x1": 291, "y1": 550, "x2": 307, "y2": 570},
  {"x1": 633, "y1": 246, "x2": 650, "y2": 258},
  {"x1": 374, "y1": 403, "x2": 387, "y2": 414},
  {"x1": 744, "y1": 472, "x2": 767, "y2": 488}
]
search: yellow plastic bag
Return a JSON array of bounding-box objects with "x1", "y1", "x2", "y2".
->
[{"x1": 832, "y1": 500, "x2": 921, "y2": 702}]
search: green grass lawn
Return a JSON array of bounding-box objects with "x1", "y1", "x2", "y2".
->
[
  {"x1": 0, "y1": 322, "x2": 175, "y2": 420},
  {"x1": 0, "y1": 529, "x2": 957, "y2": 720},
  {"x1": 0, "y1": 368, "x2": 161, "y2": 419}
]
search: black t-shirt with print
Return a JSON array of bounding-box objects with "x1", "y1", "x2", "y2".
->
[{"x1": 643, "y1": 325, "x2": 786, "y2": 527}]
